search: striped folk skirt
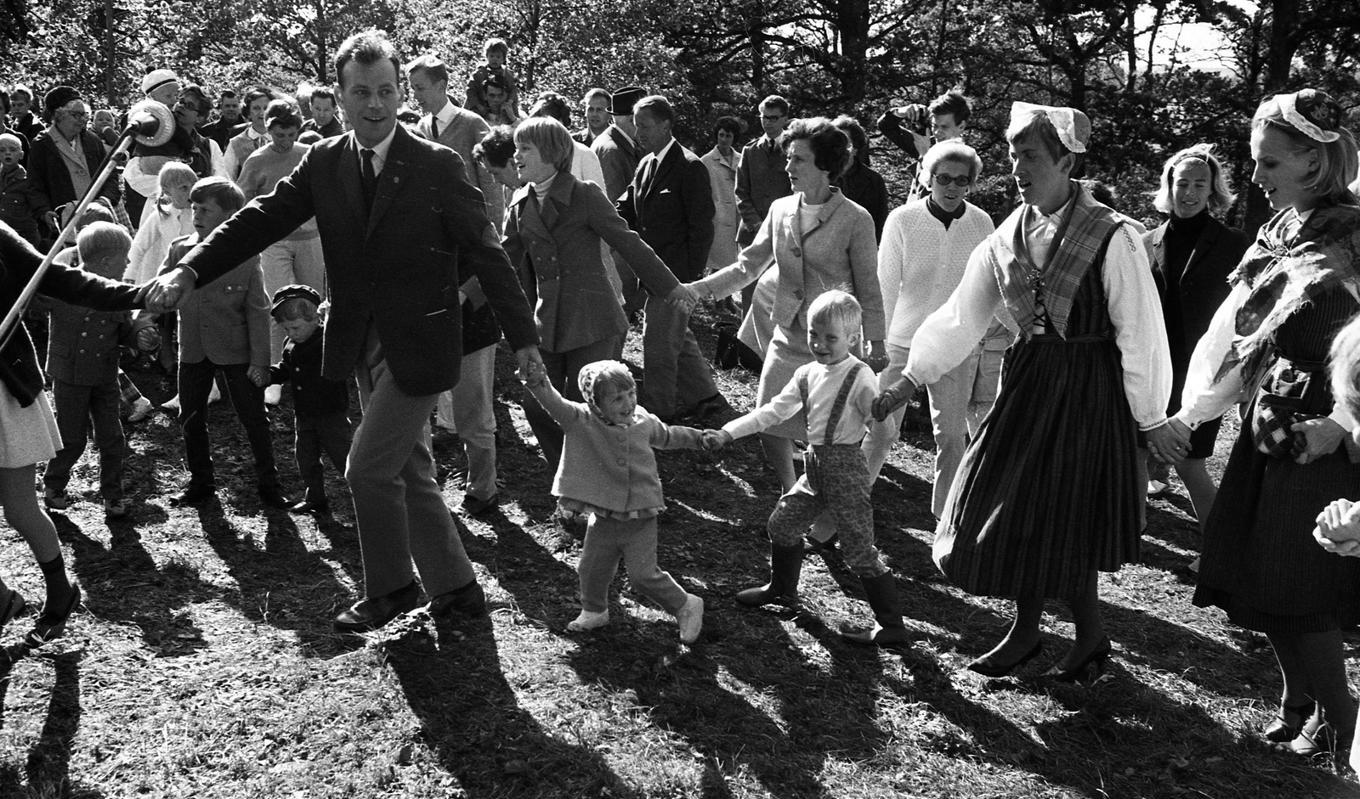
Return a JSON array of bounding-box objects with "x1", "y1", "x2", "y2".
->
[{"x1": 932, "y1": 334, "x2": 1142, "y2": 600}]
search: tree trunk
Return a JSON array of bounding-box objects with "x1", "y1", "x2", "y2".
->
[
  {"x1": 835, "y1": 0, "x2": 870, "y2": 101},
  {"x1": 1243, "y1": 0, "x2": 1301, "y2": 234}
]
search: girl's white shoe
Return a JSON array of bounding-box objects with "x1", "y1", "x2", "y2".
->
[
  {"x1": 676, "y1": 593, "x2": 704, "y2": 644},
  {"x1": 567, "y1": 609, "x2": 610, "y2": 632}
]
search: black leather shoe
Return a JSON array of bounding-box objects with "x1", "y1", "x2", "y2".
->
[
  {"x1": 1044, "y1": 637, "x2": 1112, "y2": 683},
  {"x1": 258, "y1": 487, "x2": 293, "y2": 509},
  {"x1": 288, "y1": 499, "x2": 330, "y2": 516},
  {"x1": 427, "y1": 580, "x2": 487, "y2": 619},
  {"x1": 967, "y1": 641, "x2": 1043, "y2": 678},
  {"x1": 459, "y1": 493, "x2": 499, "y2": 517},
  {"x1": 334, "y1": 581, "x2": 420, "y2": 632},
  {"x1": 25, "y1": 583, "x2": 81, "y2": 647},
  {"x1": 171, "y1": 484, "x2": 215, "y2": 506}
]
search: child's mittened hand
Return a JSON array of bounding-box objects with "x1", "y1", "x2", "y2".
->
[
  {"x1": 701, "y1": 430, "x2": 729, "y2": 451},
  {"x1": 247, "y1": 366, "x2": 269, "y2": 387}
]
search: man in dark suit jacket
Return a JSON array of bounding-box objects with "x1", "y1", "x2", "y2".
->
[
  {"x1": 616, "y1": 95, "x2": 724, "y2": 421},
  {"x1": 148, "y1": 30, "x2": 542, "y2": 634}
]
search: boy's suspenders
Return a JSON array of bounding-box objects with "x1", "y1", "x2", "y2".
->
[{"x1": 797, "y1": 362, "x2": 868, "y2": 446}]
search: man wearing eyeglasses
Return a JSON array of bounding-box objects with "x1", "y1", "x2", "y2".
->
[
  {"x1": 734, "y1": 95, "x2": 793, "y2": 249},
  {"x1": 864, "y1": 140, "x2": 1008, "y2": 520}
]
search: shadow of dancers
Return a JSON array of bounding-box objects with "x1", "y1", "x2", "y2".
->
[
  {"x1": 385, "y1": 624, "x2": 642, "y2": 798},
  {"x1": 0, "y1": 647, "x2": 107, "y2": 797}
]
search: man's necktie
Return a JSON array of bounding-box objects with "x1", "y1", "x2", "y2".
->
[
  {"x1": 360, "y1": 148, "x2": 377, "y2": 212},
  {"x1": 430, "y1": 116, "x2": 440, "y2": 140}
]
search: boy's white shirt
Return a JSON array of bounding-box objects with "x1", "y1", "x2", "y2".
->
[{"x1": 723, "y1": 355, "x2": 879, "y2": 444}]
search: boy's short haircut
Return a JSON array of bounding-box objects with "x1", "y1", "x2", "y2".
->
[
  {"x1": 190, "y1": 176, "x2": 246, "y2": 213},
  {"x1": 474, "y1": 125, "x2": 515, "y2": 168},
  {"x1": 72, "y1": 198, "x2": 117, "y2": 229},
  {"x1": 77, "y1": 221, "x2": 133, "y2": 264},
  {"x1": 482, "y1": 75, "x2": 509, "y2": 94},
  {"x1": 484, "y1": 37, "x2": 509, "y2": 58},
  {"x1": 807, "y1": 288, "x2": 863, "y2": 337},
  {"x1": 513, "y1": 117, "x2": 574, "y2": 173},
  {"x1": 758, "y1": 94, "x2": 790, "y2": 116},
  {"x1": 929, "y1": 90, "x2": 971, "y2": 124},
  {"x1": 0, "y1": 132, "x2": 21, "y2": 149},
  {"x1": 310, "y1": 86, "x2": 335, "y2": 104},
  {"x1": 218, "y1": 89, "x2": 238, "y2": 104},
  {"x1": 11, "y1": 85, "x2": 33, "y2": 102},
  {"x1": 335, "y1": 30, "x2": 402, "y2": 88},
  {"x1": 529, "y1": 92, "x2": 572, "y2": 127},
  {"x1": 157, "y1": 161, "x2": 198, "y2": 189},
  {"x1": 921, "y1": 140, "x2": 982, "y2": 183},
  {"x1": 404, "y1": 54, "x2": 449, "y2": 86},
  {"x1": 582, "y1": 88, "x2": 610, "y2": 106},
  {"x1": 265, "y1": 98, "x2": 303, "y2": 130}
]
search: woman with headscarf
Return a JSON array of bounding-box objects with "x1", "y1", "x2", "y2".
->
[
  {"x1": 874, "y1": 102, "x2": 1174, "y2": 681},
  {"x1": 1168, "y1": 89, "x2": 1360, "y2": 757}
]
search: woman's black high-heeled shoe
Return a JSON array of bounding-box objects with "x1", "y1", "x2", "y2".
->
[
  {"x1": 24, "y1": 582, "x2": 81, "y2": 648},
  {"x1": 967, "y1": 641, "x2": 1043, "y2": 678},
  {"x1": 1265, "y1": 700, "x2": 1316, "y2": 743},
  {"x1": 1045, "y1": 637, "x2": 1112, "y2": 683}
]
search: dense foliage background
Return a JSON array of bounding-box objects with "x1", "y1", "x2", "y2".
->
[{"x1": 4, "y1": 0, "x2": 1359, "y2": 230}]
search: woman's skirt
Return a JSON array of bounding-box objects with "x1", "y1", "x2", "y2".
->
[
  {"x1": 932, "y1": 334, "x2": 1142, "y2": 600},
  {"x1": 1193, "y1": 404, "x2": 1360, "y2": 634},
  {"x1": 0, "y1": 388, "x2": 61, "y2": 469},
  {"x1": 754, "y1": 324, "x2": 813, "y2": 441}
]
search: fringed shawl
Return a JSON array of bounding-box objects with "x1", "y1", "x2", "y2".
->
[
  {"x1": 991, "y1": 181, "x2": 1122, "y2": 339},
  {"x1": 1215, "y1": 202, "x2": 1360, "y2": 383}
]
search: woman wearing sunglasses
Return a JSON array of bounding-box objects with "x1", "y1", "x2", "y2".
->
[{"x1": 865, "y1": 140, "x2": 1003, "y2": 520}]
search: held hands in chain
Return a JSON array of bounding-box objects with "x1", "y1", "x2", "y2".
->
[
  {"x1": 143, "y1": 266, "x2": 197, "y2": 313},
  {"x1": 700, "y1": 429, "x2": 732, "y2": 451},
  {"x1": 1145, "y1": 418, "x2": 1192, "y2": 466},
  {"x1": 871, "y1": 376, "x2": 916, "y2": 421}
]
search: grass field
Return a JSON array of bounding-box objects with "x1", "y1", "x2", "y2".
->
[{"x1": 1, "y1": 321, "x2": 1358, "y2": 799}]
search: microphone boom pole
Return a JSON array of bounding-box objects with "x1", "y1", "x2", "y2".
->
[{"x1": 0, "y1": 100, "x2": 175, "y2": 351}]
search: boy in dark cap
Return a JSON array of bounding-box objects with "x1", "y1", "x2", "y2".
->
[{"x1": 267, "y1": 284, "x2": 352, "y2": 516}]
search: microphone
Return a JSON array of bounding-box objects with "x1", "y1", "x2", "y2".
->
[{"x1": 123, "y1": 99, "x2": 176, "y2": 147}]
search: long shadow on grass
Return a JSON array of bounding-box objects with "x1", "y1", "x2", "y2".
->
[
  {"x1": 1018, "y1": 658, "x2": 1354, "y2": 797},
  {"x1": 387, "y1": 624, "x2": 641, "y2": 798},
  {"x1": 51, "y1": 513, "x2": 215, "y2": 656},
  {"x1": 194, "y1": 502, "x2": 358, "y2": 657},
  {"x1": 0, "y1": 650, "x2": 107, "y2": 797}
]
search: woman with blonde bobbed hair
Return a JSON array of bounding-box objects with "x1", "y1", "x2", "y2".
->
[
  {"x1": 1142, "y1": 145, "x2": 1252, "y2": 536},
  {"x1": 502, "y1": 117, "x2": 693, "y2": 469},
  {"x1": 1168, "y1": 89, "x2": 1360, "y2": 758}
]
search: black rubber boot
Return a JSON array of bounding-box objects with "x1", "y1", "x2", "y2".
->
[
  {"x1": 840, "y1": 572, "x2": 911, "y2": 645},
  {"x1": 736, "y1": 544, "x2": 804, "y2": 607}
]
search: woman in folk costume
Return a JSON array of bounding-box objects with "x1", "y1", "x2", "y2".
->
[
  {"x1": 1168, "y1": 89, "x2": 1360, "y2": 757},
  {"x1": 873, "y1": 102, "x2": 1175, "y2": 680}
]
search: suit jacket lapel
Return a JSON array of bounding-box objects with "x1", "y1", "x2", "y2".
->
[
  {"x1": 339, "y1": 136, "x2": 366, "y2": 227},
  {"x1": 647, "y1": 145, "x2": 680, "y2": 199},
  {"x1": 1184, "y1": 219, "x2": 1222, "y2": 279}
]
